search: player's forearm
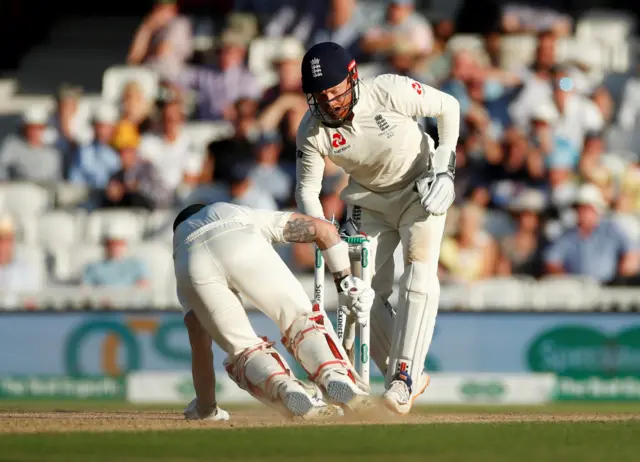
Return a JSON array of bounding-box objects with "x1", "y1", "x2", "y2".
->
[
  {"x1": 283, "y1": 214, "x2": 351, "y2": 280},
  {"x1": 283, "y1": 214, "x2": 340, "y2": 249}
]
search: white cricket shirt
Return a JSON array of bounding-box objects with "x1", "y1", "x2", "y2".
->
[{"x1": 295, "y1": 73, "x2": 460, "y2": 218}]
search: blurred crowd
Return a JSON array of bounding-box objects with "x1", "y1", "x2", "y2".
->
[{"x1": 2, "y1": 0, "x2": 640, "y2": 299}]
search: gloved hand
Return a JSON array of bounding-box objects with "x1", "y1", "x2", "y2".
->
[
  {"x1": 337, "y1": 276, "x2": 374, "y2": 325},
  {"x1": 415, "y1": 148, "x2": 456, "y2": 216}
]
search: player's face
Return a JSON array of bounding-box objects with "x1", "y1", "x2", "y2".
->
[{"x1": 313, "y1": 77, "x2": 353, "y2": 121}]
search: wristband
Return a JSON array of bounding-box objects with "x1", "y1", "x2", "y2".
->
[{"x1": 322, "y1": 240, "x2": 350, "y2": 274}]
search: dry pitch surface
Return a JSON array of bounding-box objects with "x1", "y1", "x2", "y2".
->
[
  {"x1": 2, "y1": 403, "x2": 640, "y2": 462},
  {"x1": 1, "y1": 403, "x2": 639, "y2": 434}
]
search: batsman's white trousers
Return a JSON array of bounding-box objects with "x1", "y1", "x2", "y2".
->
[
  {"x1": 174, "y1": 222, "x2": 312, "y2": 357},
  {"x1": 342, "y1": 178, "x2": 446, "y2": 383}
]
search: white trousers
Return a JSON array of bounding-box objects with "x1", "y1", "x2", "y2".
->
[
  {"x1": 343, "y1": 179, "x2": 446, "y2": 381},
  {"x1": 174, "y1": 224, "x2": 313, "y2": 357}
]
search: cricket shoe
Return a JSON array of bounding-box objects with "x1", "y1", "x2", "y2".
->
[
  {"x1": 281, "y1": 381, "x2": 342, "y2": 420},
  {"x1": 323, "y1": 370, "x2": 375, "y2": 413},
  {"x1": 184, "y1": 398, "x2": 230, "y2": 421},
  {"x1": 382, "y1": 371, "x2": 430, "y2": 415}
]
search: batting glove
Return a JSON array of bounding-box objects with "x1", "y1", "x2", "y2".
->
[
  {"x1": 337, "y1": 276, "x2": 374, "y2": 326},
  {"x1": 416, "y1": 148, "x2": 456, "y2": 216}
]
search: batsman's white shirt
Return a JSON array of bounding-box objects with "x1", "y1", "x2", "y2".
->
[
  {"x1": 172, "y1": 202, "x2": 291, "y2": 253},
  {"x1": 173, "y1": 202, "x2": 314, "y2": 357},
  {"x1": 295, "y1": 73, "x2": 460, "y2": 218}
]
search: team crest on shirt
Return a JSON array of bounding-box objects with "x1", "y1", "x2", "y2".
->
[
  {"x1": 374, "y1": 114, "x2": 390, "y2": 132},
  {"x1": 374, "y1": 114, "x2": 396, "y2": 139}
]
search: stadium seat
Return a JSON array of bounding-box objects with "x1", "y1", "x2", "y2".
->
[
  {"x1": 51, "y1": 244, "x2": 104, "y2": 283},
  {"x1": 467, "y1": 277, "x2": 533, "y2": 311},
  {"x1": 13, "y1": 244, "x2": 47, "y2": 289},
  {"x1": 446, "y1": 34, "x2": 489, "y2": 65},
  {"x1": 84, "y1": 209, "x2": 148, "y2": 244},
  {"x1": 102, "y1": 66, "x2": 159, "y2": 104},
  {"x1": 531, "y1": 276, "x2": 601, "y2": 311},
  {"x1": 54, "y1": 182, "x2": 91, "y2": 209},
  {"x1": 499, "y1": 35, "x2": 536, "y2": 70},
  {"x1": 576, "y1": 10, "x2": 635, "y2": 46},
  {"x1": 145, "y1": 208, "x2": 178, "y2": 243},
  {"x1": 128, "y1": 242, "x2": 174, "y2": 306},
  {"x1": 36, "y1": 210, "x2": 82, "y2": 250},
  {"x1": 556, "y1": 37, "x2": 607, "y2": 74},
  {"x1": 0, "y1": 182, "x2": 52, "y2": 217}
]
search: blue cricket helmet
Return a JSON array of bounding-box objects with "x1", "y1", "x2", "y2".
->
[{"x1": 301, "y1": 42, "x2": 360, "y2": 128}]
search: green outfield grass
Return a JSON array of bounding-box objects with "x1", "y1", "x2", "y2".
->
[
  {"x1": 1, "y1": 402, "x2": 639, "y2": 462},
  {"x1": 1, "y1": 421, "x2": 639, "y2": 462}
]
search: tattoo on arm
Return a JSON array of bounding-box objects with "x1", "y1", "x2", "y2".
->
[{"x1": 283, "y1": 217, "x2": 317, "y2": 243}]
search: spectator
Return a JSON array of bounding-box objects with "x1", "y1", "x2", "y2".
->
[
  {"x1": 549, "y1": 67, "x2": 604, "y2": 152},
  {"x1": 617, "y1": 67, "x2": 640, "y2": 132},
  {"x1": 128, "y1": 0, "x2": 193, "y2": 80},
  {"x1": 47, "y1": 85, "x2": 93, "y2": 166},
  {"x1": 439, "y1": 203, "x2": 498, "y2": 283},
  {"x1": 453, "y1": 135, "x2": 491, "y2": 207},
  {"x1": 259, "y1": 91, "x2": 307, "y2": 168},
  {"x1": 257, "y1": 38, "x2": 307, "y2": 167},
  {"x1": 309, "y1": 0, "x2": 367, "y2": 60},
  {"x1": 138, "y1": 95, "x2": 203, "y2": 194},
  {"x1": 578, "y1": 131, "x2": 614, "y2": 191},
  {"x1": 544, "y1": 183, "x2": 638, "y2": 284},
  {"x1": 509, "y1": 30, "x2": 558, "y2": 129},
  {"x1": 102, "y1": 130, "x2": 173, "y2": 210},
  {"x1": 361, "y1": 0, "x2": 434, "y2": 59},
  {"x1": 362, "y1": 41, "x2": 426, "y2": 82},
  {"x1": 0, "y1": 215, "x2": 42, "y2": 301},
  {"x1": 82, "y1": 224, "x2": 149, "y2": 287},
  {"x1": 179, "y1": 29, "x2": 261, "y2": 121},
  {"x1": 497, "y1": 189, "x2": 547, "y2": 277},
  {"x1": 484, "y1": 128, "x2": 545, "y2": 207},
  {"x1": 249, "y1": 131, "x2": 292, "y2": 206},
  {"x1": 207, "y1": 98, "x2": 260, "y2": 182},
  {"x1": 260, "y1": 37, "x2": 305, "y2": 108},
  {"x1": 227, "y1": 161, "x2": 277, "y2": 211},
  {"x1": 483, "y1": 30, "x2": 502, "y2": 68},
  {"x1": 0, "y1": 107, "x2": 63, "y2": 183},
  {"x1": 68, "y1": 104, "x2": 121, "y2": 189},
  {"x1": 114, "y1": 80, "x2": 154, "y2": 139}
]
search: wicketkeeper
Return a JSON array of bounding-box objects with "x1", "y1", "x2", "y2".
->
[{"x1": 295, "y1": 42, "x2": 460, "y2": 414}]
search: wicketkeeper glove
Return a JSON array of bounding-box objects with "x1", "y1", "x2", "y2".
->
[
  {"x1": 337, "y1": 276, "x2": 374, "y2": 326},
  {"x1": 415, "y1": 147, "x2": 456, "y2": 216}
]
